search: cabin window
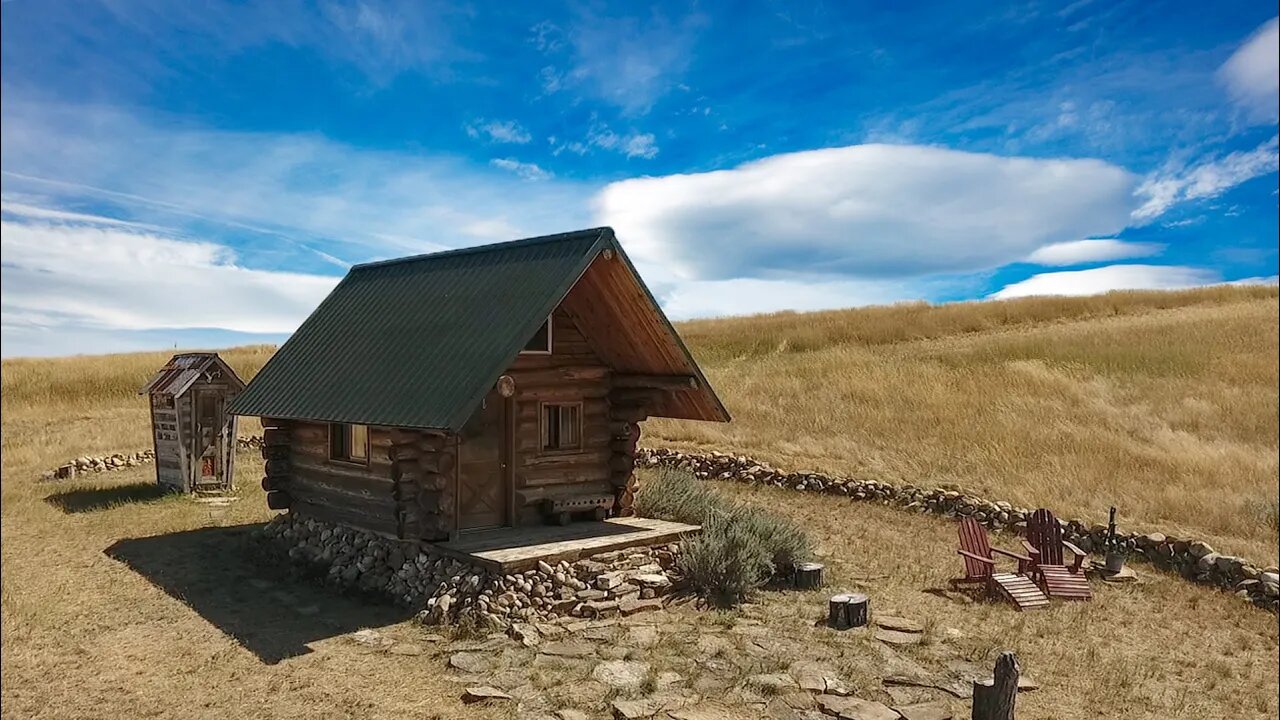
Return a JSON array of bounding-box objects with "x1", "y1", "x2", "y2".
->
[
  {"x1": 329, "y1": 423, "x2": 370, "y2": 463},
  {"x1": 520, "y1": 316, "x2": 552, "y2": 354},
  {"x1": 541, "y1": 403, "x2": 581, "y2": 451}
]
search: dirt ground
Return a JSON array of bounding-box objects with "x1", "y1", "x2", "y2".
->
[{"x1": 3, "y1": 437, "x2": 1277, "y2": 720}]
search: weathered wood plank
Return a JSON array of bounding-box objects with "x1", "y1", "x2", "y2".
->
[{"x1": 432, "y1": 516, "x2": 700, "y2": 572}]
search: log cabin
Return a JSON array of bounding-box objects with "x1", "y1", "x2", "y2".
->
[{"x1": 229, "y1": 227, "x2": 729, "y2": 542}]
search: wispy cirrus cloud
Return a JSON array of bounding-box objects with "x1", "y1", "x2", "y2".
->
[
  {"x1": 489, "y1": 157, "x2": 552, "y2": 181},
  {"x1": 1, "y1": 99, "x2": 592, "y2": 266},
  {"x1": 1133, "y1": 134, "x2": 1279, "y2": 220},
  {"x1": 465, "y1": 119, "x2": 532, "y2": 144},
  {"x1": 530, "y1": 9, "x2": 704, "y2": 115}
]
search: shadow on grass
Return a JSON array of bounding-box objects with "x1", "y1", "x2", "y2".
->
[
  {"x1": 46, "y1": 482, "x2": 172, "y2": 513},
  {"x1": 105, "y1": 524, "x2": 411, "y2": 664}
]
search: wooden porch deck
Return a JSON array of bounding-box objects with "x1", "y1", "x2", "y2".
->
[{"x1": 431, "y1": 517, "x2": 700, "y2": 572}]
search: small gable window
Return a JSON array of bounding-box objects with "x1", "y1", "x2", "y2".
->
[
  {"x1": 541, "y1": 403, "x2": 581, "y2": 451},
  {"x1": 329, "y1": 423, "x2": 369, "y2": 463},
  {"x1": 521, "y1": 316, "x2": 552, "y2": 354}
]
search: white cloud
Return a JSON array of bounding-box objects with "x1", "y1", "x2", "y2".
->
[
  {"x1": 1228, "y1": 275, "x2": 1280, "y2": 286},
  {"x1": 465, "y1": 119, "x2": 532, "y2": 144},
  {"x1": 489, "y1": 158, "x2": 553, "y2": 181},
  {"x1": 0, "y1": 198, "x2": 163, "y2": 229},
  {"x1": 600, "y1": 143, "x2": 1138, "y2": 280},
  {"x1": 649, "y1": 274, "x2": 978, "y2": 320},
  {"x1": 1133, "y1": 135, "x2": 1279, "y2": 220},
  {"x1": 1, "y1": 220, "x2": 338, "y2": 340},
  {"x1": 586, "y1": 125, "x2": 659, "y2": 159},
  {"x1": 1026, "y1": 238, "x2": 1164, "y2": 266},
  {"x1": 990, "y1": 264, "x2": 1220, "y2": 299},
  {"x1": 1, "y1": 100, "x2": 592, "y2": 265},
  {"x1": 1218, "y1": 17, "x2": 1279, "y2": 124},
  {"x1": 554, "y1": 11, "x2": 703, "y2": 115}
]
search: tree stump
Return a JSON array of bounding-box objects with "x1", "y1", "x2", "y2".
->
[
  {"x1": 972, "y1": 651, "x2": 1019, "y2": 720},
  {"x1": 795, "y1": 562, "x2": 825, "y2": 589},
  {"x1": 828, "y1": 593, "x2": 869, "y2": 629}
]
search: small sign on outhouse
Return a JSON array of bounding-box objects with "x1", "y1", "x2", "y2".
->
[{"x1": 139, "y1": 353, "x2": 246, "y2": 494}]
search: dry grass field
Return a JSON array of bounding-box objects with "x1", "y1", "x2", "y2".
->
[{"x1": 2, "y1": 284, "x2": 1278, "y2": 719}]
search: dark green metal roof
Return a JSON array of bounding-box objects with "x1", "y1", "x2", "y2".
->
[{"x1": 228, "y1": 228, "x2": 611, "y2": 430}]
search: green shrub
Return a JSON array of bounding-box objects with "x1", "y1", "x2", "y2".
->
[
  {"x1": 636, "y1": 468, "x2": 813, "y2": 605},
  {"x1": 679, "y1": 511, "x2": 772, "y2": 607},
  {"x1": 731, "y1": 504, "x2": 814, "y2": 579},
  {"x1": 634, "y1": 466, "x2": 730, "y2": 524}
]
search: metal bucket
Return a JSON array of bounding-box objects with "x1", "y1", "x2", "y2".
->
[{"x1": 1104, "y1": 551, "x2": 1126, "y2": 573}]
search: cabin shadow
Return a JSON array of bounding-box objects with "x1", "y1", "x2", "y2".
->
[
  {"x1": 105, "y1": 524, "x2": 411, "y2": 664},
  {"x1": 47, "y1": 482, "x2": 171, "y2": 514}
]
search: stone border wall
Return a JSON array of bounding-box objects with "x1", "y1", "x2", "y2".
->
[
  {"x1": 40, "y1": 437, "x2": 264, "y2": 480},
  {"x1": 252, "y1": 512, "x2": 685, "y2": 630},
  {"x1": 637, "y1": 448, "x2": 1279, "y2": 612},
  {"x1": 39, "y1": 437, "x2": 1277, "y2": 611}
]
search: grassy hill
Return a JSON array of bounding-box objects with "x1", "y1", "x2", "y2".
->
[
  {"x1": 2, "y1": 284, "x2": 1277, "y2": 719},
  {"x1": 6, "y1": 284, "x2": 1277, "y2": 561}
]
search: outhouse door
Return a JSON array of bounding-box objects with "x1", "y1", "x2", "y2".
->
[
  {"x1": 192, "y1": 390, "x2": 226, "y2": 492},
  {"x1": 457, "y1": 390, "x2": 514, "y2": 531}
]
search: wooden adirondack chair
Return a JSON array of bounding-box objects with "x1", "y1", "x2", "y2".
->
[
  {"x1": 1022, "y1": 509, "x2": 1093, "y2": 601},
  {"x1": 952, "y1": 517, "x2": 1049, "y2": 611}
]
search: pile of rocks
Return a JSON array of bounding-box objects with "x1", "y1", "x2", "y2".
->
[
  {"x1": 236, "y1": 435, "x2": 264, "y2": 450},
  {"x1": 41, "y1": 436, "x2": 265, "y2": 481},
  {"x1": 252, "y1": 512, "x2": 685, "y2": 630},
  {"x1": 42, "y1": 450, "x2": 156, "y2": 480},
  {"x1": 638, "y1": 447, "x2": 1279, "y2": 612}
]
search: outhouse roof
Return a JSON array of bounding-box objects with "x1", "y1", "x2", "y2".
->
[
  {"x1": 139, "y1": 353, "x2": 247, "y2": 397},
  {"x1": 226, "y1": 227, "x2": 729, "y2": 430}
]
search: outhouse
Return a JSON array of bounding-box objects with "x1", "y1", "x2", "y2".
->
[{"x1": 140, "y1": 353, "x2": 246, "y2": 494}]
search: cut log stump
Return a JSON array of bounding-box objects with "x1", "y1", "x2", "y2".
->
[
  {"x1": 828, "y1": 593, "x2": 869, "y2": 630},
  {"x1": 972, "y1": 651, "x2": 1019, "y2": 720},
  {"x1": 795, "y1": 562, "x2": 825, "y2": 590}
]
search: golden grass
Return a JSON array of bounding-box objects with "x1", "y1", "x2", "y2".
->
[
  {"x1": 719, "y1": 481, "x2": 1279, "y2": 720},
  {"x1": 1, "y1": 285, "x2": 1277, "y2": 718},
  {"x1": 649, "y1": 286, "x2": 1280, "y2": 564}
]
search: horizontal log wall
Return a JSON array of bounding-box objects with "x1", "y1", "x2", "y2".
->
[
  {"x1": 282, "y1": 421, "x2": 401, "y2": 538},
  {"x1": 390, "y1": 428, "x2": 456, "y2": 542},
  {"x1": 506, "y1": 308, "x2": 615, "y2": 525}
]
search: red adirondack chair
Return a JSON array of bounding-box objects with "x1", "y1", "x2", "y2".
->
[
  {"x1": 1022, "y1": 509, "x2": 1093, "y2": 601},
  {"x1": 952, "y1": 517, "x2": 1048, "y2": 611}
]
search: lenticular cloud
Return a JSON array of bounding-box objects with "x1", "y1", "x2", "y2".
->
[{"x1": 597, "y1": 143, "x2": 1138, "y2": 281}]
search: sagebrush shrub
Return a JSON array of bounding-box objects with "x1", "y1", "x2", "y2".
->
[
  {"x1": 636, "y1": 468, "x2": 813, "y2": 604},
  {"x1": 731, "y1": 504, "x2": 813, "y2": 580},
  {"x1": 679, "y1": 511, "x2": 772, "y2": 607},
  {"x1": 634, "y1": 466, "x2": 730, "y2": 524}
]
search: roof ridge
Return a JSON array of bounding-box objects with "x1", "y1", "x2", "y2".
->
[{"x1": 351, "y1": 226, "x2": 613, "y2": 271}]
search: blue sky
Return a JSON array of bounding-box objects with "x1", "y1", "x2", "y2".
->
[{"x1": 1, "y1": 1, "x2": 1276, "y2": 357}]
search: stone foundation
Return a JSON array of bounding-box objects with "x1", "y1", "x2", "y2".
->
[
  {"x1": 252, "y1": 512, "x2": 685, "y2": 630},
  {"x1": 639, "y1": 447, "x2": 1280, "y2": 612}
]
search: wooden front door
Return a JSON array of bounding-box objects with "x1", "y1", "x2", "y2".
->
[{"x1": 457, "y1": 391, "x2": 512, "y2": 531}]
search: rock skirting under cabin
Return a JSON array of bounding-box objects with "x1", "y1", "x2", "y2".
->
[
  {"x1": 636, "y1": 447, "x2": 1280, "y2": 612},
  {"x1": 251, "y1": 512, "x2": 685, "y2": 630}
]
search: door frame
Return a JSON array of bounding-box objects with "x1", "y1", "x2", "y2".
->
[
  {"x1": 456, "y1": 393, "x2": 515, "y2": 533},
  {"x1": 502, "y1": 396, "x2": 515, "y2": 527}
]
